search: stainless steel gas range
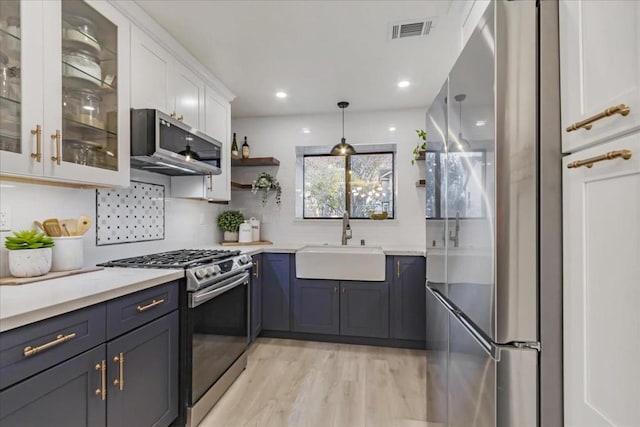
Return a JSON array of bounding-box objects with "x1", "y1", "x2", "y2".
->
[{"x1": 100, "y1": 249, "x2": 253, "y2": 427}]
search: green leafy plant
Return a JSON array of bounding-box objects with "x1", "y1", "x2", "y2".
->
[
  {"x1": 412, "y1": 129, "x2": 427, "y2": 165},
  {"x1": 5, "y1": 230, "x2": 55, "y2": 250},
  {"x1": 217, "y1": 210, "x2": 245, "y2": 232},
  {"x1": 251, "y1": 172, "x2": 282, "y2": 206}
]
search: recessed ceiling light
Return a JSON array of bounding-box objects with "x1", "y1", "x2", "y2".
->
[
  {"x1": 275, "y1": 91, "x2": 287, "y2": 98},
  {"x1": 388, "y1": 127, "x2": 396, "y2": 132},
  {"x1": 476, "y1": 120, "x2": 486, "y2": 127},
  {"x1": 397, "y1": 80, "x2": 410, "y2": 88},
  {"x1": 302, "y1": 128, "x2": 310, "y2": 134}
]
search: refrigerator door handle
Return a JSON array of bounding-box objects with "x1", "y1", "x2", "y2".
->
[{"x1": 426, "y1": 286, "x2": 501, "y2": 361}]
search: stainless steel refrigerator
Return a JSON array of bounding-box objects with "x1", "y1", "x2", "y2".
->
[{"x1": 423, "y1": 1, "x2": 563, "y2": 426}]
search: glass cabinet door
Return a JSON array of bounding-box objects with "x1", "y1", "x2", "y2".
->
[{"x1": 59, "y1": 0, "x2": 118, "y2": 172}]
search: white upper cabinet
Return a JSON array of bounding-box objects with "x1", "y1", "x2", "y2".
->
[
  {"x1": 173, "y1": 62, "x2": 205, "y2": 130},
  {"x1": 130, "y1": 25, "x2": 174, "y2": 113},
  {"x1": 563, "y1": 135, "x2": 639, "y2": 427},
  {"x1": 0, "y1": 0, "x2": 130, "y2": 187},
  {"x1": 560, "y1": 1, "x2": 640, "y2": 153},
  {"x1": 204, "y1": 86, "x2": 230, "y2": 201}
]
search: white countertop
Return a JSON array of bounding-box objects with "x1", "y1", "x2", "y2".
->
[
  {"x1": 0, "y1": 268, "x2": 183, "y2": 332},
  {"x1": 0, "y1": 243, "x2": 424, "y2": 333}
]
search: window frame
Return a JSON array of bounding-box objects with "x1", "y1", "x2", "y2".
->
[{"x1": 302, "y1": 151, "x2": 395, "y2": 220}]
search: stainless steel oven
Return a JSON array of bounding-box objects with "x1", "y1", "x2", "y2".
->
[{"x1": 187, "y1": 272, "x2": 250, "y2": 425}]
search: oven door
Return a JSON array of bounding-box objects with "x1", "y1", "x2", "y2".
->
[{"x1": 188, "y1": 272, "x2": 250, "y2": 405}]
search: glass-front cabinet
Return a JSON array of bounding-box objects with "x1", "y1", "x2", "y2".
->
[{"x1": 0, "y1": 0, "x2": 129, "y2": 187}]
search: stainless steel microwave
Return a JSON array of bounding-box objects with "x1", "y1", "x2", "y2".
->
[{"x1": 130, "y1": 109, "x2": 222, "y2": 176}]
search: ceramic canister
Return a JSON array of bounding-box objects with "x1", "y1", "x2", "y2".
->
[
  {"x1": 249, "y1": 217, "x2": 260, "y2": 242},
  {"x1": 51, "y1": 236, "x2": 84, "y2": 271},
  {"x1": 238, "y1": 221, "x2": 253, "y2": 243}
]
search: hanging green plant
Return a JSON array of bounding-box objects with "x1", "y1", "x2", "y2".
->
[
  {"x1": 251, "y1": 172, "x2": 282, "y2": 206},
  {"x1": 412, "y1": 129, "x2": 427, "y2": 165}
]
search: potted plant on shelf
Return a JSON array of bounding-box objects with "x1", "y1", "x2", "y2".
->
[
  {"x1": 217, "y1": 210, "x2": 245, "y2": 242},
  {"x1": 251, "y1": 172, "x2": 282, "y2": 206},
  {"x1": 412, "y1": 129, "x2": 427, "y2": 165},
  {"x1": 5, "y1": 230, "x2": 55, "y2": 277}
]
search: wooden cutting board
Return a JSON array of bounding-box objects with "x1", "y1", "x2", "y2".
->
[
  {"x1": 220, "y1": 240, "x2": 273, "y2": 246},
  {"x1": 0, "y1": 267, "x2": 104, "y2": 286}
]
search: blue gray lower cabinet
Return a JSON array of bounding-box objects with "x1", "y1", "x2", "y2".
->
[
  {"x1": 340, "y1": 281, "x2": 390, "y2": 338},
  {"x1": 250, "y1": 254, "x2": 263, "y2": 341},
  {"x1": 106, "y1": 310, "x2": 179, "y2": 427},
  {"x1": 261, "y1": 253, "x2": 291, "y2": 331},
  {"x1": 390, "y1": 256, "x2": 427, "y2": 341},
  {"x1": 292, "y1": 279, "x2": 340, "y2": 335},
  {"x1": 0, "y1": 345, "x2": 106, "y2": 427}
]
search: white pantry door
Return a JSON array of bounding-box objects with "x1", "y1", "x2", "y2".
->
[{"x1": 563, "y1": 134, "x2": 640, "y2": 426}]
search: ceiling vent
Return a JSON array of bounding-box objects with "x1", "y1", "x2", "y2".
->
[{"x1": 389, "y1": 18, "x2": 436, "y2": 40}]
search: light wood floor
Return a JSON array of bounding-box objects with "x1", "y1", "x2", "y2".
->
[{"x1": 198, "y1": 338, "x2": 428, "y2": 427}]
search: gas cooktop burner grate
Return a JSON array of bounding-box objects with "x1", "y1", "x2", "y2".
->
[{"x1": 98, "y1": 249, "x2": 241, "y2": 269}]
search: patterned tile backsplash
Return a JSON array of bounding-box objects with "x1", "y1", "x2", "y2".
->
[{"x1": 96, "y1": 181, "x2": 165, "y2": 246}]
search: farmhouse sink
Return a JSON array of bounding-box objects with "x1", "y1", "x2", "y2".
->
[
  {"x1": 296, "y1": 245, "x2": 386, "y2": 281},
  {"x1": 426, "y1": 248, "x2": 493, "y2": 284}
]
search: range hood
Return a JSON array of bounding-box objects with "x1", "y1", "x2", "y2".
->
[{"x1": 130, "y1": 109, "x2": 222, "y2": 176}]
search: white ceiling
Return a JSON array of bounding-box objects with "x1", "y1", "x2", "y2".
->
[{"x1": 136, "y1": 0, "x2": 463, "y2": 118}]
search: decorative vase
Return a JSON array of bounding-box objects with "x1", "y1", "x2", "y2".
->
[
  {"x1": 224, "y1": 231, "x2": 239, "y2": 242},
  {"x1": 8, "y1": 247, "x2": 53, "y2": 277}
]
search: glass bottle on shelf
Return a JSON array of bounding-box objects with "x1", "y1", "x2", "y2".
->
[
  {"x1": 242, "y1": 136, "x2": 249, "y2": 159},
  {"x1": 231, "y1": 132, "x2": 239, "y2": 157}
]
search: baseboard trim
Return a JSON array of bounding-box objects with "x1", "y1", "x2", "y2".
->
[{"x1": 260, "y1": 330, "x2": 426, "y2": 350}]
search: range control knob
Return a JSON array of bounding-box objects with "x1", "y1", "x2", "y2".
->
[
  {"x1": 205, "y1": 266, "x2": 217, "y2": 276},
  {"x1": 238, "y1": 255, "x2": 250, "y2": 265},
  {"x1": 195, "y1": 269, "x2": 207, "y2": 279},
  {"x1": 212, "y1": 265, "x2": 221, "y2": 275}
]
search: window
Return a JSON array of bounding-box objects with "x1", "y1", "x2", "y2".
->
[
  {"x1": 425, "y1": 150, "x2": 486, "y2": 219},
  {"x1": 303, "y1": 153, "x2": 394, "y2": 219}
]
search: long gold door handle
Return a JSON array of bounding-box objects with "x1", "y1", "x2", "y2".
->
[
  {"x1": 333, "y1": 286, "x2": 338, "y2": 293},
  {"x1": 567, "y1": 149, "x2": 632, "y2": 169},
  {"x1": 136, "y1": 298, "x2": 165, "y2": 312},
  {"x1": 30, "y1": 125, "x2": 42, "y2": 162},
  {"x1": 23, "y1": 332, "x2": 76, "y2": 357},
  {"x1": 95, "y1": 360, "x2": 106, "y2": 400},
  {"x1": 50, "y1": 130, "x2": 61, "y2": 165},
  {"x1": 397, "y1": 260, "x2": 401, "y2": 279},
  {"x1": 113, "y1": 352, "x2": 124, "y2": 390},
  {"x1": 253, "y1": 260, "x2": 259, "y2": 278},
  {"x1": 566, "y1": 104, "x2": 631, "y2": 132}
]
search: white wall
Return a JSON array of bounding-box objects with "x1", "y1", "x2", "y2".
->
[
  {"x1": 0, "y1": 170, "x2": 224, "y2": 275},
  {"x1": 229, "y1": 108, "x2": 428, "y2": 247}
]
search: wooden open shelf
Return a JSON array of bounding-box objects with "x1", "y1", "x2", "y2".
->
[
  {"x1": 231, "y1": 181, "x2": 252, "y2": 190},
  {"x1": 416, "y1": 179, "x2": 426, "y2": 187},
  {"x1": 231, "y1": 156, "x2": 280, "y2": 166}
]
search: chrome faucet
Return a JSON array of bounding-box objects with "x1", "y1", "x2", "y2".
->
[
  {"x1": 341, "y1": 212, "x2": 352, "y2": 245},
  {"x1": 449, "y1": 211, "x2": 460, "y2": 248}
]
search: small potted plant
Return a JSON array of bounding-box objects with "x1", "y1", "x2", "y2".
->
[
  {"x1": 412, "y1": 129, "x2": 427, "y2": 165},
  {"x1": 251, "y1": 172, "x2": 282, "y2": 206},
  {"x1": 217, "y1": 210, "x2": 245, "y2": 241},
  {"x1": 5, "y1": 230, "x2": 55, "y2": 277}
]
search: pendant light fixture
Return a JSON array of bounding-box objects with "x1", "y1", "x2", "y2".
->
[
  {"x1": 179, "y1": 136, "x2": 200, "y2": 161},
  {"x1": 454, "y1": 94, "x2": 471, "y2": 151},
  {"x1": 330, "y1": 101, "x2": 356, "y2": 156}
]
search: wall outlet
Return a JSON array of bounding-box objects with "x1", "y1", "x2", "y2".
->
[{"x1": 0, "y1": 207, "x2": 11, "y2": 231}]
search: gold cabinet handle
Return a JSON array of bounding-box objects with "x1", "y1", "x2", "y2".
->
[
  {"x1": 136, "y1": 298, "x2": 165, "y2": 312},
  {"x1": 95, "y1": 360, "x2": 106, "y2": 400},
  {"x1": 30, "y1": 124, "x2": 42, "y2": 162},
  {"x1": 333, "y1": 285, "x2": 338, "y2": 293},
  {"x1": 253, "y1": 260, "x2": 259, "y2": 278},
  {"x1": 342, "y1": 287, "x2": 345, "y2": 294},
  {"x1": 23, "y1": 332, "x2": 76, "y2": 357},
  {"x1": 113, "y1": 352, "x2": 124, "y2": 391},
  {"x1": 397, "y1": 259, "x2": 401, "y2": 279},
  {"x1": 50, "y1": 129, "x2": 61, "y2": 165},
  {"x1": 566, "y1": 104, "x2": 631, "y2": 133},
  {"x1": 567, "y1": 149, "x2": 632, "y2": 169}
]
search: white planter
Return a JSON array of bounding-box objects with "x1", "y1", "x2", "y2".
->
[
  {"x1": 51, "y1": 236, "x2": 84, "y2": 271},
  {"x1": 8, "y1": 248, "x2": 53, "y2": 278},
  {"x1": 223, "y1": 231, "x2": 238, "y2": 242}
]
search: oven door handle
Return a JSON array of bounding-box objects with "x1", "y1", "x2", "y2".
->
[{"x1": 190, "y1": 273, "x2": 250, "y2": 308}]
